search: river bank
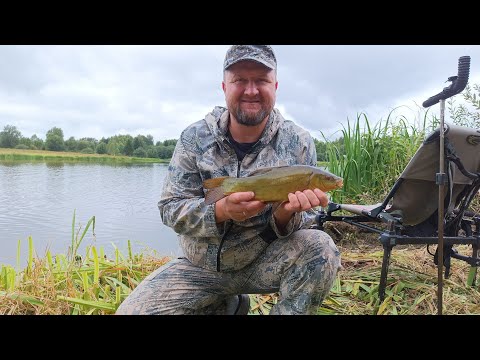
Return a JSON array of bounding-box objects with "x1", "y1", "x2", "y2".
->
[
  {"x1": 0, "y1": 148, "x2": 169, "y2": 164},
  {"x1": 2, "y1": 227, "x2": 480, "y2": 315}
]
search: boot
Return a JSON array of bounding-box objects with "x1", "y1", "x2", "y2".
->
[{"x1": 225, "y1": 294, "x2": 250, "y2": 315}]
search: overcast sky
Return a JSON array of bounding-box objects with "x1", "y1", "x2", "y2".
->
[{"x1": 1, "y1": 45, "x2": 479, "y2": 143}]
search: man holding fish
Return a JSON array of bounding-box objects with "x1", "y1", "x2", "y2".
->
[{"x1": 116, "y1": 45, "x2": 342, "y2": 315}]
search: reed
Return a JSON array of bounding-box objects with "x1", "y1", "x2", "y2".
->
[
  {"x1": 2, "y1": 231, "x2": 480, "y2": 315},
  {"x1": 322, "y1": 109, "x2": 428, "y2": 203},
  {"x1": 0, "y1": 211, "x2": 172, "y2": 315}
]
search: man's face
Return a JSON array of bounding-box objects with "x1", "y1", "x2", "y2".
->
[{"x1": 222, "y1": 60, "x2": 278, "y2": 127}]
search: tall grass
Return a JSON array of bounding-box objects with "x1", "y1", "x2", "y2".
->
[
  {"x1": 322, "y1": 109, "x2": 431, "y2": 203},
  {"x1": 2, "y1": 217, "x2": 480, "y2": 315},
  {"x1": 0, "y1": 212, "x2": 171, "y2": 315}
]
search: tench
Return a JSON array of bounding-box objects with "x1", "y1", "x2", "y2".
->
[{"x1": 203, "y1": 165, "x2": 343, "y2": 205}]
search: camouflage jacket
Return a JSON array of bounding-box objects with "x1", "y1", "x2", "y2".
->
[{"x1": 158, "y1": 106, "x2": 318, "y2": 272}]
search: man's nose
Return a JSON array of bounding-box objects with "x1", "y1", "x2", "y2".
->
[{"x1": 244, "y1": 81, "x2": 259, "y2": 96}]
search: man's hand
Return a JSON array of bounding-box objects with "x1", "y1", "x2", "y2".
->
[
  {"x1": 273, "y1": 188, "x2": 328, "y2": 232},
  {"x1": 215, "y1": 192, "x2": 267, "y2": 223}
]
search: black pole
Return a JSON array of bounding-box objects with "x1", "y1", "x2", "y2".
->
[
  {"x1": 422, "y1": 56, "x2": 471, "y2": 315},
  {"x1": 437, "y1": 100, "x2": 446, "y2": 315}
]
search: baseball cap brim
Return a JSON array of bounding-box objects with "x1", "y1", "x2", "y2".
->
[{"x1": 225, "y1": 56, "x2": 276, "y2": 70}]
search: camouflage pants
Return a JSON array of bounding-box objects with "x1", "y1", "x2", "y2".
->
[{"x1": 115, "y1": 229, "x2": 341, "y2": 315}]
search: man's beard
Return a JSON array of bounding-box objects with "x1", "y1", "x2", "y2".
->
[{"x1": 232, "y1": 107, "x2": 271, "y2": 127}]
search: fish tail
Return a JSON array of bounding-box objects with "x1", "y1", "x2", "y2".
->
[{"x1": 203, "y1": 177, "x2": 229, "y2": 205}]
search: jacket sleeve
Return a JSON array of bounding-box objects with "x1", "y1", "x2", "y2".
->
[
  {"x1": 158, "y1": 133, "x2": 227, "y2": 239},
  {"x1": 269, "y1": 134, "x2": 319, "y2": 238}
]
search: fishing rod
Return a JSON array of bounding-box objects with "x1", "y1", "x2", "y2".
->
[{"x1": 422, "y1": 55, "x2": 470, "y2": 315}]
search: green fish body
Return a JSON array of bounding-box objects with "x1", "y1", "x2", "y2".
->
[{"x1": 203, "y1": 165, "x2": 343, "y2": 205}]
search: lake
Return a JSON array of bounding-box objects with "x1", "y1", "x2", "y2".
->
[{"x1": 0, "y1": 161, "x2": 182, "y2": 267}]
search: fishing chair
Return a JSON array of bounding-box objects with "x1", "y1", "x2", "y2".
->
[{"x1": 315, "y1": 123, "x2": 480, "y2": 302}]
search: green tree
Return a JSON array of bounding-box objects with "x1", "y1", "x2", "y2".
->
[
  {"x1": 107, "y1": 134, "x2": 131, "y2": 155},
  {"x1": 79, "y1": 137, "x2": 98, "y2": 151},
  {"x1": 448, "y1": 83, "x2": 480, "y2": 128},
  {"x1": 45, "y1": 127, "x2": 65, "y2": 151},
  {"x1": 313, "y1": 138, "x2": 327, "y2": 162},
  {"x1": 124, "y1": 138, "x2": 134, "y2": 156},
  {"x1": 133, "y1": 135, "x2": 145, "y2": 150},
  {"x1": 0, "y1": 125, "x2": 22, "y2": 148},
  {"x1": 162, "y1": 139, "x2": 177, "y2": 147},
  {"x1": 77, "y1": 139, "x2": 96, "y2": 152},
  {"x1": 19, "y1": 136, "x2": 32, "y2": 148},
  {"x1": 30, "y1": 134, "x2": 44, "y2": 150},
  {"x1": 96, "y1": 142, "x2": 107, "y2": 154},
  {"x1": 146, "y1": 134, "x2": 154, "y2": 147},
  {"x1": 133, "y1": 147, "x2": 146, "y2": 158},
  {"x1": 146, "y1": 147, "x2": 158, "y2": 158},
  {"x1": 65, "y1": 136, "x2": 78, "y2": 152},
  {"x1": 157, "y1": 144, "x2": 175, "y2": 159},
  {"x1": 80, "y1": 147, "x2": 94, "y2": 154},
  {"x1": 106, "y1": 138, "x2": 121, "y2": 156}
]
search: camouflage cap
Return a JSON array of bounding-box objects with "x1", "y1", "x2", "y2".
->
[{"x1": 223, "y1": 45, "x2": 277, "y2": 71}]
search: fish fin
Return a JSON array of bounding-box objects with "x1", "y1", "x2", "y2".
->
[
  {"x1": 337, "y1": 179, "x2": 344, "y2": 188},
  {"x1": 203, "y1": 176, "x2": 229, "y2": 189},
  {"x1": 270, "y1": 201, "x2": 283, "y2": 214},
  {"x1": 247, "y1": 166, "x2": 288, "y2": 177},
  {"x1": 204, "y1": 187, "x2": 227, "y2": 205}
]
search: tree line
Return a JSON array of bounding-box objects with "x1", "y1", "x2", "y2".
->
[
  {"x1": 0, "y1": 124, "x2": 342, "y2": 161},
  {"x1": 2, "y1": 83, "x2": 478, "y2": 161},
  {"x1": 0, "y1": 125, "x2": 178, "y2": 159}
]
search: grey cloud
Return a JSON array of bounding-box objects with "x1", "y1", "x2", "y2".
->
[{"x1": 0, "y1": 45, "x2": 479, "y2": 143}]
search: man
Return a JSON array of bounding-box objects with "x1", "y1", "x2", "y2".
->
[{"x1": 116, "y1": 45, "x2": 341, "y2": 315}]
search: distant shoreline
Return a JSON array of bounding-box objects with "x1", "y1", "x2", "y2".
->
[
  {"x1": 0, "y1": 148, "x2": 170, "y2": 164},
  {"x1": 0, "y1": 148, "x2": 326, "y2": 167}
]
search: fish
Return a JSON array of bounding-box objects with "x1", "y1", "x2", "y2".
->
[{"x1": 203, "y1": 165, "x2": 343, "y2": 205}]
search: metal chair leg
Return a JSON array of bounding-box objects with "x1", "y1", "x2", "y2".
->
[
  {"x1": 467, "y1": 244, "x2": 479, "y2": 287},
  {"x1": 379, "y1": 245, "x2": 393, "y2": 302}
]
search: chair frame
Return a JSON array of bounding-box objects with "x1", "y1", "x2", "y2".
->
[{"x1": 314, "y1": 133, "x2": 480, "y2": 302}]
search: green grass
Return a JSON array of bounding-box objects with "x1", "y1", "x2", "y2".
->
[
  {"x1": 3, "y1": 224, "x2": 480, "y2": 315},
  {"x1": 0, "y1": 211, "x2": 172, "y2": 315},
  {"x1": 0, "y1": 148, "x2": 169, "y2": 164},
  {"x1": 322, "y1": 109, "x2": 430, "y2": 203},
  {"x1": 249, "y1": 243, "x2": 480, "y2": 315}
]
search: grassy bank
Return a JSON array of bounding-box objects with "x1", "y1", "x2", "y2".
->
[
  {"x1": 2, "y1": 230, "x2": 480, "y2": 315},
  {"x1": 0, "y1": 148, "x2": 169, "y2": 164},
  {"x1": 0, "y1": 238, "x2": 172, "y2": 315},
  {"x1": 0, "y1": 212, "x2": 173, "y2": 315}
]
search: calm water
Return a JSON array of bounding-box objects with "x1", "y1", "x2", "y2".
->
[{"x1": 0, "y1": 162, "x2": 182, "y2": 266}]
